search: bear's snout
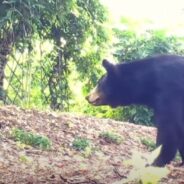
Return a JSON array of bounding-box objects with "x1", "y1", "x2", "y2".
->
[
  {"x1": 85, "y1": 93, "x2": 101, "y2": 105},
  {"x1": 85, "y1": 86, "x2": 104, "y2": 106}
]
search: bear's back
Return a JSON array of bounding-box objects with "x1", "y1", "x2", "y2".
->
[{"x1": 115, "y1": 54, "x2": 184, "y2": 106}]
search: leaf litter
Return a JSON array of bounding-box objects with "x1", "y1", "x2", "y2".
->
[{"x1": 0, "y1": 105, "x2": 183, "y2": 183}]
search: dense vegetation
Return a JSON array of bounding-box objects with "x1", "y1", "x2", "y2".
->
[
  {"x1": 112, "y1": 28, "x2": 184, "y2": 125},
  {"x1": 1, "y1": 0, "x2": 109, "y2": 109},
  {"x1": 1, "y1": 0, "x2": 184, "y2": 125}
]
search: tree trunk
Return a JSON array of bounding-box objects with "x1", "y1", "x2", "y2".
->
[{"x1": 0, "y1": 34, "x2": 12, "y2": 102}]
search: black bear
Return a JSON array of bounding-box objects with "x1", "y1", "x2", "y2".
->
[{"x1": 86, "y1": 54, "x2": 184, "y2": 167}]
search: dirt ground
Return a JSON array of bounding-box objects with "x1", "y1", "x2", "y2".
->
[{"x1": 0, "y1": 106, "x2": 184, "y2": 184}]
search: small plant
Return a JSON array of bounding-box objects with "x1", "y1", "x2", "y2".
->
[
  {"x1": 99, "y1": 131, "x2": 123, "y2": 144},
  {"x1": 11, "y1": 128, "x2": 52, "y2": 150},
  {"x1": 83, "y1": 146, "x2": 93, "y2": 158},
  {"x1": 141, "y1": 138, "x2": 156, "y2": 151},
  {"x1": 72, "y1": 137, "x2": 90, "y2": 151},
  {"x1": 19, "y1": 155, "x2": 32, "y2": 164},
  {"x1": 175, "y1": 152, "x2": 182, "y2": 162}
]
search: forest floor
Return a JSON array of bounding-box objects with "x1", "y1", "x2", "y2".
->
[{"x1": 0, "y1": 106, "x2": 184, "y2": 184}]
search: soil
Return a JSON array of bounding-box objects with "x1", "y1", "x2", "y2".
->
[{"x1": 0, "y1": 105, "x2": 183, "y2": 184}]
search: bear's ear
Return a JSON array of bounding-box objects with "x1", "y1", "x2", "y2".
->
[{"x1": 102, "y1": 59, "x2": 114, "y2": 73}]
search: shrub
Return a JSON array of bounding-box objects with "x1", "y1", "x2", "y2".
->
[
  {"x1": 72, "y1": 137, "x2": 90, "y2": 151},
  {"x1": 99, "y1": 131, "x2": 123, "y2": 144},
  {"x1": 11, "y1": 128, "x2": 52, "y2": 150}
]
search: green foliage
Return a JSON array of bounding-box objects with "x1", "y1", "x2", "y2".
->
[
  {"x1": 72, "y1": 137, "x2": 90, "y2": 151},
  {"x1": 2, "y1": 0, "x2": 184, "y2": 127},
  {"x1": 80, "y1": 19, "x2": 184, "y2": 126},
  {"x1": 99, "y1": 131, "x2": 123, "y2": 144},
  {"x1": 11, "y1": 128, "x2": 52, "y2": 150},
  {"x1": 1, "y1": 0, "x2": 109, "y2": 110},
  {"x1": 121, "y1": 106, "x2": 154, "y2": 126},
  {"x1": 111, "y1": 25, "x2": 184, "y2": 125},
  {"x1": 141, "y1": 138, "x2": 156, "y2": 151},
  {"x1": 114, "y1": 27, "x2": 184, "y2": 61}
]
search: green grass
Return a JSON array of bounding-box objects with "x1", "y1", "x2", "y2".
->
[
  {"x1": 72, "y1": 137, "x2": 90, "y2": 151},
  {"x1": 141, "y1": 137, "x2": 156, "y2": 151},
  {"x1": 99, "y1": 131, "x2": 123, "y2": 145},
  {"x1": 11, "y1": 128, "x2": 52, "y2": 150}
]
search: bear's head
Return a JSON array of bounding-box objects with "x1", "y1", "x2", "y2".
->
[{"x1": 86, "y1": 59, "x2": 120, "y2": 108}]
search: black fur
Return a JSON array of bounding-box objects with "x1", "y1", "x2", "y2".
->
[{"x1": 87, "y1": 54, "x2": 184, "y2": 167}]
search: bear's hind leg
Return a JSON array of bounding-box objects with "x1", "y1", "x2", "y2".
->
[
  {"x1": 152, "y1": 127, "x2": 178, "y2": 167},
  {"x1": 177, "y1": 101, "x2": 184, "y2": 166},
  {"x1": 178, "y1": 146, "x2": 184, "y2": 166},
  {"x1": 178, "y1": 129, "x2": 184, "y2": 165},
  {"x1": 152, "y1": 96, "x2": 182, "y2": 167}
]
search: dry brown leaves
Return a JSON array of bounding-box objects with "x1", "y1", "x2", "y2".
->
[{"x1": 0, "y1": 105, "x2": 183, "y2": 184}]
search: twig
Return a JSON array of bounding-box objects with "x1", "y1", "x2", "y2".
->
[
  {"x1": 59, "y1": 175, "x2": 103, "y2": 184},
  {"x1": 113, "y1": 167, "x2": 127, "y2": 179},
  {"x1": 59, "y1": 175, "x2": 68, "y2": 183}
]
